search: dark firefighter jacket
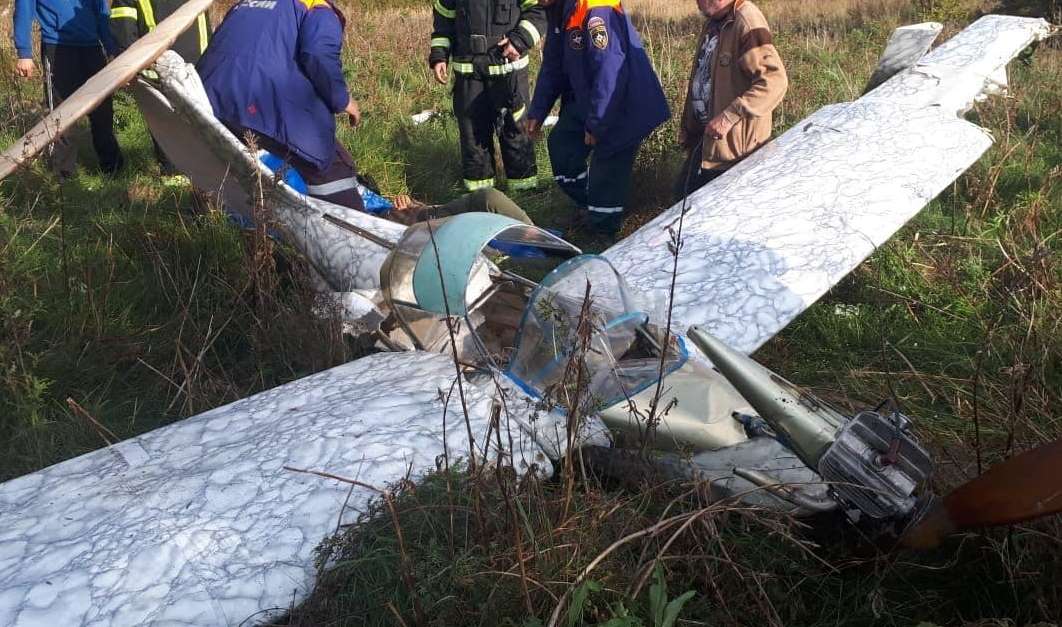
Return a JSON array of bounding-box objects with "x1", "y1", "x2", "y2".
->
[
  {"x1": 529, "y1": 0, "x2": 669, "y2": 156},
  {"x1": 197, "y1": 0, "x2": 351, "y2": 171},
  {"x1": 429, "y1": 0, "x2": 547, "y2": 76},
  {"x1": 110, "y1": 0, "x2": 212, "y2": 62}
]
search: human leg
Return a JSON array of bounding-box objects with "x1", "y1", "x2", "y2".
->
[
  {"x1": 672, "y1": 149, "x2": 726, "y2": 202},
  {"x1": 454, "y1": 74, "x2": 497, "y2": 191},
  {"x1": 50, "y1": 45, "x2": 123, "y2": 173},
  {"x1": 244, "y1": 128, "x2": 365, "y2": 212},
  {"x1": 152, "y1": 135, "x2": 178, "y2": 175},
  {"x1": 38, "y1": 45, "x2": 77, "y2": 177},
  {"x1": 546, "y1": 108, "x2": 592, "y2": 207},
  {"x1": 434, "y1": 188, "x2": 533, "y2": 224},
  {"x1": 494, "y1": 71, "x2": 537, "y2": 191},
  {"x1": 299, "y1": 143, "x2": 366, "y2": 212},
  {"x1": 585, "y1": 141, "x2": 641, "y2": 237}
]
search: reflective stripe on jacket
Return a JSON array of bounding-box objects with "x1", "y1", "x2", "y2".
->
[
  {"x1": 110, "y1": 0, "x2": 212, "y2": 62},
  {"x1": 429, "y1": 0, "x2": 547, "y2": 76},
  {"x1": 196, "y1": 0, "x2": 351, "y2": 171},
  {"x1": 529, "y1": 0, "x2": 669, "y2": 156}
]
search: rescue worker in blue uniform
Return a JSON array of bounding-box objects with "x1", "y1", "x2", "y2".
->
[
  {"x1": 526, "y1": 0, "x2": 669, "y2": 237},
  {"x1": 429, "y1": 0, "x2": 547, "y2": 192},
  {"x1": 196, "y1": 0, "x2": 365, "y2": 211}
]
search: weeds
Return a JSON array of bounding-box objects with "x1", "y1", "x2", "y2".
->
[{"x1": 0, "y1": 0, "x2": 1059, "y2": 624}]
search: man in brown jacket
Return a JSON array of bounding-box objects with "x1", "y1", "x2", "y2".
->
[{"x1": 676, "y1": 0, "x2": 787, "y2": 198}]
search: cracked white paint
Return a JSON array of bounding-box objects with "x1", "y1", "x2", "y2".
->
[
  {"x1": 605, "y1": 15, "x2": 1052, "y2": 355},
  {"x1": 0, "y1": 352, "x2": 592, "y2": 626},
  {"x1": 0, "y1": 14, "x2": 1053, "y2": 627}
]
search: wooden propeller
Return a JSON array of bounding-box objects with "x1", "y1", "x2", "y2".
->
[
  {"x1": 0, "y1": 0, "x2": 216, "y2": 180},
  {"x1": 901, "y1": 438, "x2": 1062, "y2": 549}
]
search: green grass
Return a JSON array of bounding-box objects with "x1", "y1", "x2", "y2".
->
[{"x1": 1, "y1": 0, "x2": 1060, "y2": 624}]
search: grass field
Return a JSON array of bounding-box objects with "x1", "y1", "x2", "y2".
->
[{"x1": 1, "y1": 0, "x2": 1060, "y2": 624}]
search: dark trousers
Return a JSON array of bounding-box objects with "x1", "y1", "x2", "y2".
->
[
  {"x1": 431, "y1": 188, "x2": 532, "y2": 224},
  {"x1": 453, "y1": 70, "x2": 537, "y2": 191},
  {"x1": 672, "y1": 148, "x2": 726, "y2": 203},
  {"x1": 236, "y1": 128, "x2": 365, "y2": 213},
  {"x1": 548, "y1": 106, "x2": 640, "y2": 234},
  {"x1": 41, "y1": 44, "x2": 123, "y2": 172}
]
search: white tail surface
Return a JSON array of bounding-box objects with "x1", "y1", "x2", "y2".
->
[{"x1": 864, "y1": 22, "x2": 942, "y2": 92}]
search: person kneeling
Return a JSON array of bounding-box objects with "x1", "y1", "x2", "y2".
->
[{"x1": 196, "y1": 0, "x2": 364, "y2": 211}]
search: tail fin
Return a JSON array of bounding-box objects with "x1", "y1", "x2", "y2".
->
[{"x1": 864, "y1": 22, "x2": 942, "y2": 93}]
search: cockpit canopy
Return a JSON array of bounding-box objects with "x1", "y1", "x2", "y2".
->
[
  {"x1": 506, "y1": 255, "x2": 687, "y2": 415},
  {"x1": 379, "y1": 216, "x2": 686, "y2": 415}
]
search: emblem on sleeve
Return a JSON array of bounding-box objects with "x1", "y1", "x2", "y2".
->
[
  {"x1": 588, "y1": 17, "x2": 608, "y2": 49},
  {"x1": 568, "y1": 29, "x2": 585, "y2": 50}
]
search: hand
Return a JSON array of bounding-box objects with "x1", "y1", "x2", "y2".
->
[
  {"x1": 390, "y1": 194, "x2": 414, "y2": 211},
  {"x1": 584, "y1": 131, "x2": 597, "y2": 146},
  {"x1": 345, "y1": 98, "x2": 362, "y2": 127},
  {"x1": 431, "y1": 61, "x2": 449, "y2": 85},
  {"x1": 15, "y1": 58, "x2": 35, "y2": 78},
  {"x1": 496, "y1": 37, "x2": 520, "y2": 63},
  {"x1": 525, "y1": 117, "x2": 543, "y2": 140},
  {"x1": 704, "y1": 113, "x2": 735, "y2": 140}
]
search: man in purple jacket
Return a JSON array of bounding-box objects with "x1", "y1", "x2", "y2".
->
[
  {"x1": 196, "y1": 0, "x2": 364, "y2": 210},
  {"x1": 526, "y1": 0, "x2": 669, "y2": 237},
  {"x1": 12, "y1": 0, "x2": 124, "y2": 175}
]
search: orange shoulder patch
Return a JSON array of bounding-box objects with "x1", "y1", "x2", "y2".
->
[{"x1": 565, "y1": 0, "x2": 623, "y2": 31}]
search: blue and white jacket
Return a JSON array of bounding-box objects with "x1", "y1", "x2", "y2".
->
[
  {"x1": 197, "y1": 0, "x2": 351, "y2": 171},
  {"x1": 529, "y1": 0, "x2": 669, "y2": 155}
]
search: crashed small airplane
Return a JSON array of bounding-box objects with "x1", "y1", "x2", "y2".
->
[{"x1": 0, "y1": 3, "x2": 1058, "y2": 625}]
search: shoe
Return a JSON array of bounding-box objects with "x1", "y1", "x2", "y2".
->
[
  {"x1": 99, "y1": 154, "x2": 125, "y2": 175},
  {"x1": 587, "y1": 211, "x2": 623, "y2": 240}
]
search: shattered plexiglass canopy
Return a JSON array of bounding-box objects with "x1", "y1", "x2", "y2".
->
[
  {"x1": 506, "y1": 255, "x2": 687, "y2": 414},
  {"x1": 383, "y1": 213, "x2": 579, "y2": 317}
]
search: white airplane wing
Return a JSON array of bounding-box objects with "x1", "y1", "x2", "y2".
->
[
  {"x1": 0, "y1": 13, "x2": 1053, "y2": 627},
  {"x1": 605, "y1": 15, "x2": 1053, "y2": 355},
  {"x1": 0, "y1": 351, "x2": 582, "y2": 626}
]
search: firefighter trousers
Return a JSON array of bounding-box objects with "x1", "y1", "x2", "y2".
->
[{"x1": 453, "y1": 70, "x2": 537, "y2": 192}]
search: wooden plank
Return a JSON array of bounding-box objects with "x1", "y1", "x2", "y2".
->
[{"x1": 0, "y1": 0, "x2": 215, "y2": 180}]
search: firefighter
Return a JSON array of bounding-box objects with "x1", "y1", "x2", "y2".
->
[
  {"x1": 110, "y1": 0, "x2": 213, "y2": 174},
  {"x1": 526, "y1": 0, "x2": 669, "y2": 238},
  {"x1": 109, "y1": 0, "x2": 211, "y2": 63},
  {"x1": 429, "y1": 0, "x2": 547, "y2": 193},
  {"x1": 196, "y1": 0, "x2": 365, "y2": 211}
]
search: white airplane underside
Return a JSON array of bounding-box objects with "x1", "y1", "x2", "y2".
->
[{"x1": 0, "y1": 13, "x2": 1054, "y2": 627}]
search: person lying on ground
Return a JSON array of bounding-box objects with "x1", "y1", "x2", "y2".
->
[
  {"x1": 383, "y1": 188, "x2": 533, "y2": 226},
  {"x1": 196, "y1": 0, "x2": 364, "y2": 210},
  {"x1": 675, "y1": 0, "x2": 787, "y2": 199}
]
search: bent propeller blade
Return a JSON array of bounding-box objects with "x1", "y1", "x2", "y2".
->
[
  {"x1": 902, "y1": 438, "x2": 1062, "y2": 549},
  {"x1": 0, "y1": 0, "x2": 216, "y2": 181}
]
